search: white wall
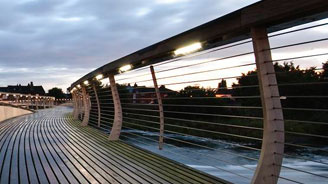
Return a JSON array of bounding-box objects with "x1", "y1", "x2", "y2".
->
[{"x1": 0, "y1": 105, "x2": 33, "y2": 122}]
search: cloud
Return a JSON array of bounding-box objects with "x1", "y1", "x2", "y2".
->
[
  {"x1": 136, "y1": 8, "x2": 152, "y2": 17},
  {"x1": 54, "y1": 17, "x2": 83, "y2": 22},
  {"x1": 3, "y1": 0, "x2": 326, "y2": 92},
  {"x1": 155, "y1": 0, "x2": 190, "y2": 4}
]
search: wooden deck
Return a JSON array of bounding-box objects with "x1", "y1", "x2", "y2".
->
[{"x1": 0, "y1": 106, "x2": 227, "y2": 184}]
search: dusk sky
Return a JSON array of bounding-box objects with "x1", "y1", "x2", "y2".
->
[
  {"x1": 0, "y1": 0, "x2": 261, "y2": 92},
  {"x1": 1, "y1": 0, "x2": 327, "y2": 92}
]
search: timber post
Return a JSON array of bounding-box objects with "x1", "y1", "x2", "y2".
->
[
  {"x1": 72, "y1": 91, "x2": 79, "y2": 119},
  {"x1": 81, "y1": 86, "x2": 90, "y2": 126},
  {"x1": 80, "y1": 95, "x2": 83, "y2": 120},
  {"x1": 251, "y1": 27, "x2": 285, "y2": 184},
  {"x1": 28, "y1": 95, "x2": 32, "y2": 109},
  {"x1": 150, "y1": 66, "x2": 165, "y2": 150},
  {"x1": 108, "y1": 74, "x2": 123, "y2": 140},
  {"x1": 43, "y1": 98, "x2": 46, "y2": 109},
  {"x1": 35, "y1": 94, "x2": 39, "y2": 110},
  {"x1": 78, "y1": 93, "x2": 83, "y2": 120}
]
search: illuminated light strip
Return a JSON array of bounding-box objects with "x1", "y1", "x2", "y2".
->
[
  {"x1": 174, "y1": 42, "x2": 202, "y2": 56},
  {"x1": 96, "y1": 74, "x2": 103, "y2": 80},
  {"x1": 119, "y1": 64, "x2": 132, "y2": 73}
]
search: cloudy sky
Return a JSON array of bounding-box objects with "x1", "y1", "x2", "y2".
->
[
  {"x1": 1, "y1": 0, "x2": 328, "y2": 93},
  {"x1": 0, "y1": 0, "x2": 262, "y2": 92}
]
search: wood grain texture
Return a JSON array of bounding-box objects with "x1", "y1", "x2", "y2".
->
[
  {"x1": 251, "y1": 27, "x2": 284, "y2": 184},
  {"x1": 150, "y1": 66, "x2": 165, "y2": 150},
  {"x1": 0, "y1": 107, "x2": 228, "y2": 184},
  {"x1": 81, "y1": 87, "x2": 90, "y2": 126},
  {"x1": 108, "y1": 74, "x2": 123, "y2": 141}
]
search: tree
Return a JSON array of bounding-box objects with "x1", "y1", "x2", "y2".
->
[
  {"x1": 178, "y1": 86, "x2": 216, "y2": 97},
  {"x1": 217, "y1": 79, "x2": 228, "y2": 94},
  {"x1": 321, "y1": 61, "x2": 328, "y2": 81},
  {"x1": 48, "y1": 87, "x2": 65, "y2": 99},
  {"x1": 231, "y1": 62, "x2": 325, "y2": 105},
  {"x1": 231, "y1": 62, "x2": 328, "y2": 134}
]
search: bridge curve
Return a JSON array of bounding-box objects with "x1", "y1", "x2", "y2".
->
[
  {"x1": 0, "y1": 106, "x2": 227, "y2": 184},
  {"x1": 0, "y1": 103, "x2": 33, "y2": 122},
  {"x1": 68, "y1": 0, "x2": 328, "y2": 183}
]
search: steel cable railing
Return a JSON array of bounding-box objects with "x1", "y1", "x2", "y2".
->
[
  {"x1": 115, "y1": 51, "x2": 255, "y2": 83},
  {"x1": 86, "y1": 85, "x2": 98, "y2": 127},
  {"x1": 115, "y1": 22, "x2": 328, "y2": 81},
  {"x1": 113, "y1": 24, "x2": 328, "y2": 81},
  {"x1": 88, "y1": 85, "x2": 115, "y2": 129},
  {"x1": 80, "y1": 50, "x2": 260, "y2": 183},
  {"x1": 105, "y1": 39, "x2": 262, "y2": 183},
  {"x1": 71, "y1": 17, "x2": 328, "y2": 184}
]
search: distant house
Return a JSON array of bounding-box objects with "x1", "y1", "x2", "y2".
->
[
  {"x1": 129, "y1": 84, "x2": 176, "y2": 104},
  {"x1": 0, "y1": 82, "x2": 46, "y2": 96},
  {"x1": 215, "y1": 79, "x2": 233, "y2": 99}
]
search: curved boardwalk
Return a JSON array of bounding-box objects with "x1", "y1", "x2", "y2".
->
[{"x1": 0, "y1": 106, "x2": 227, "y2": 184}]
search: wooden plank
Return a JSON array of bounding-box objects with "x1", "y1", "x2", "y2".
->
[
  {"x1": 29, "y1": 120, "x2": 50, "y2": 184},
  {"x1": 0, "y1": 121, "x2": 25, "y2": 183},
  {"x1": 67, "y1": 115, "x2": 228, "y2": 184},
  {"x1": 44, "y1": 119, "x2": 99, "y2": 184},
  {"x1": 66, "y1": 122, "x2": 188, "y2": 183},
  {"x1": 48, "y1": 120, "x2": 119, "y2": 184},
  {"x1": 86, "y1": 133, "x2": 223, "y2": 184},
  {"x1": 58, "y1": 119, "x2": 172, "y2": 184},
  {"x1": 43, "y1": 118, "x2": 90, "y2": 184},
  {"x1": 54, "y1": 119, "x2": 155, "y2": 184},
  {"x1": 32, "y1": 119, "x2": 58, "y2": 183},
  {"x1": 18, "y1": 120, "x2": 30, "y2": 183},
  {"x1": 0, "y1": 107, "x2": 230, "y2": 184},
  {"x1": 55, "y1": 118, "x2": 145, "y2": 183},
  {"x1": 115, "y1": 142, "x2": 225, "y2": 184},
  {"x1": 24, "y1": 119, "x2": 40, "y2": 184},
  {"x1": 36, "y1": 120, "x2": 71, "y2": 184},
  {"x1": 0, "y1": 119, "x2": 27, "y2": 180}
]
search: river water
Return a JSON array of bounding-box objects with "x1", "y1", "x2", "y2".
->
[{"x1": 118, "y1": 129, "x2": 328, "y2": 184}]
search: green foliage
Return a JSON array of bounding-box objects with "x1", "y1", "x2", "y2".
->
[
  {"x1": 94, "y1": 62, "x2": 328, "y2": 146},
  {"x1": 321, "y1": 61, "x2": 328, "y2": 81},
  {"x1": 231, "y1": 61, "x2": 328, "y2": 144},
  {"x1": 177, "y1": 86, "x2": 216, "y2": 97},
  {"x1": 48, "y1": 87, "x2": 65, "y2": 99}
]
